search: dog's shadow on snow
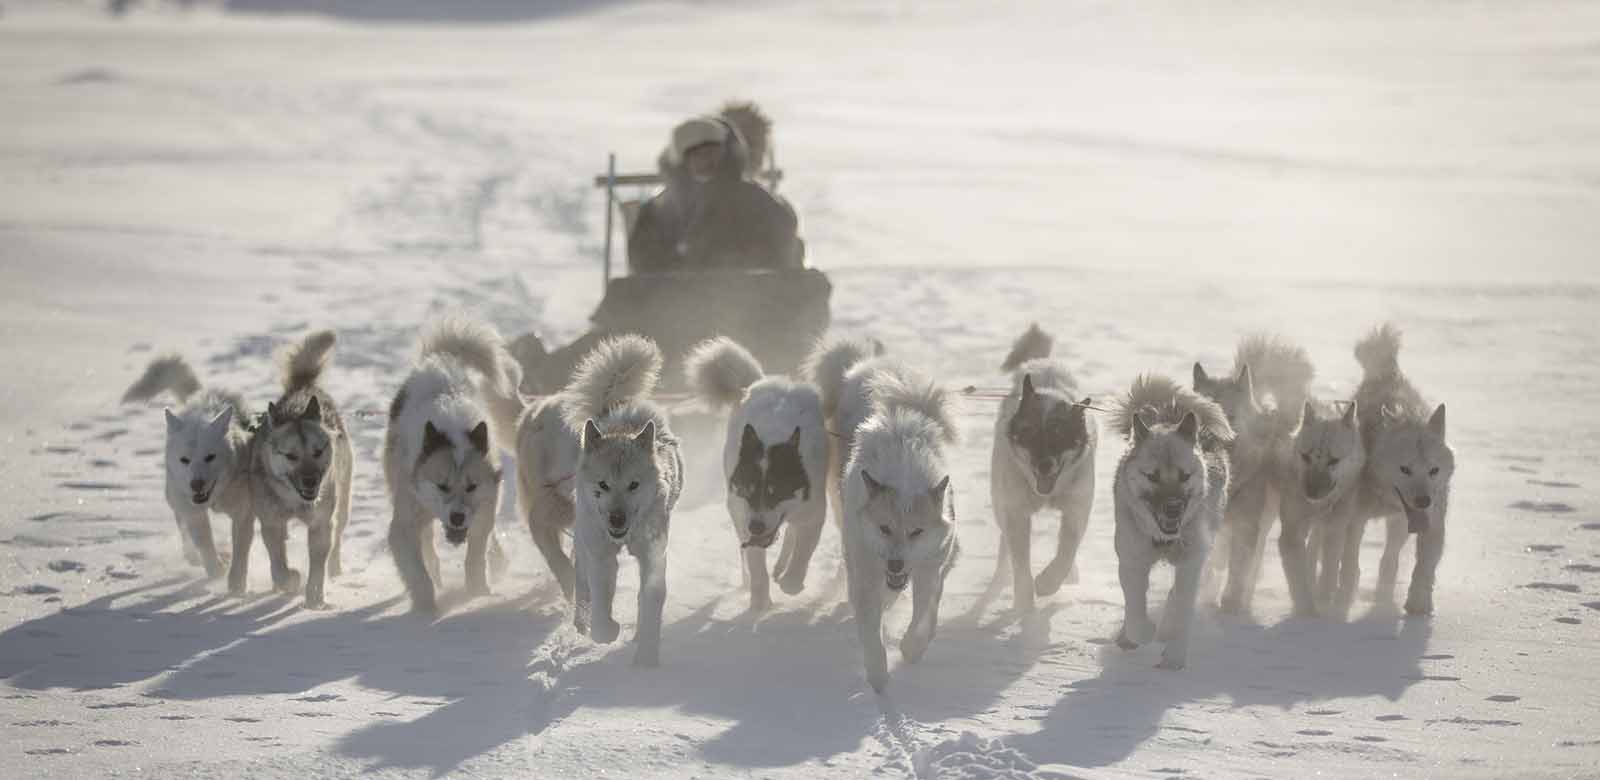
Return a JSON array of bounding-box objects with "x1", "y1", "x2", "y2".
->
[
  {"x1": 0, "y1": 576, "x2": 300, "y2": 693},
  {"x1": 1008, "y1": 610, "x2": 1435, "y2": 769}
]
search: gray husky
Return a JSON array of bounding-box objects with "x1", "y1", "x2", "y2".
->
[
  {"x1": 123, "y1": 356, "x2": 253, "y2": 578},
  {"x1": 989, "y1": 324, "x2": 1095, "y2": 613},
  {"x1": 1112, "y1": 375, "x2": 1232, "y2": 670},
  {"x1": 685, "y1": 336, "x2": 828, "y2": 612},
  {"x1": 1278, "y1": 399, "x2": 1366, "y2": 618},
  {"x1": 568, "y1": 338, "x2": 684, "y2": 666},
  {"x1": 1352, "y1": 324, "x2": 1454, "y2": 616},
  {"x1": 1193, "y1": 335, "x2": 1313, "y2": 615},
  {"x1": 236, "y1": 330, "x2": 353, "y2": 609},
  {"x1": 384, "y1": 319, "x2": 524, "y2": 616}
]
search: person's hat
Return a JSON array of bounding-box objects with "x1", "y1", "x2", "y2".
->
[{"x1": 669, "y1": 117, "x2": 726, "y2": 163}]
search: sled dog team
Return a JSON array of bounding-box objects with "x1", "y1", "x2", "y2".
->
[{"x1": 126, "y1": 319, "x2": 1454, "y2": 691}]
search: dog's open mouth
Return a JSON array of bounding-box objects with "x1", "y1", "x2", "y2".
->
[
  {"x1": 885, "y1": 571, "x2": 909, "y2": 591},
  {"x1": 444, "y1": 527, "x2": 468, "y2": 546},
  {"x1": 1396, "y1": 488, "x2": 1429, "y2": 533},
  {"x1": 296, "y1": 485, "x2": 318, "y2": 501},
  {"x1": 191, "y1": 489, "x2": 212, "y2": 505},
  {"x1": 741, "y1": 529, "x2": 779, "y2": 549},
  {"x1": 1156, "y1": 498, "x2": 1186, "y2": 535},
  {"x1": 607, "y1": 527, "x2": 628, "y2": 541}
]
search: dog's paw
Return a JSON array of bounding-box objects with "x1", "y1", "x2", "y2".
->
[
  {"x1": 1114, "y1": 629, "x2": 1139, "y2": 651},
  {"x1": 775, "y1": 574, "x2": 806, "y2": 596},
  {"x1": 1126, "y1": 616, "x2": 1157, "y2": 645},
  {"x1": 867, "y1": 669, "x2": 890, "y2": 695},
  {"x1": 303, "y1": 598, "x2": 334, "y2": 612},
  {"x1": 274, "y1": 569, "x2": 303, "y2": 595},
  {"x1": 747, "y1": 595, "x2": 773, "y2": 615},
  {"x1": 590, "y1": 618, "x2": 621, "y2": 644},
  {"x1": 1034, "y1": 564, "x2": 1067, "y2": 597},
  {"x1": 1218, "y1": 595, "x2": 1247, "y2": 616},
  {"x1": 1291, "y1": 602, "x2": 1319, "y2": 619},
  {"x1": 1155, "y1": 652, "x2": 1187, "y2": 671},
  {"x1": 900, "y1": 633, "x2": 930, "y2": 664},
  {"x1": 466, "y1": 583, "x2": 493, "y2": 599},
  {"x1": 1403, "y1": 594, "x2": 1434, "y2": 617}
]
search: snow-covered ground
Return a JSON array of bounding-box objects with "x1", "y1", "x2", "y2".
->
[{"x1": 2, "y1": 2, "x2": 1598, "y2": 777}]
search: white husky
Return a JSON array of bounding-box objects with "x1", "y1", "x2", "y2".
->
[
  {"x1": 383, "y1": 319, "x2": 524, "y2": 616},
  {"x1": 814, "y1": 341, "x2": 959, "y2": 694},
  {"x1": 516, "y1": 335, "x2": 663, "y2": 601},
  {"x1": 1111, "y1": 375, "x2": 1232, "y2": 670},
  {"x1": 1277, "y1": 399, "x2": 1366, "y2": 618},
  {"x1": 238, "y1": 330, "x2": 353, "y2": 609},
  {"x1": 684, "y1": 337, "x2": 828, "y2": 612},
  {"x1": 1351, "y1": 324, "x2": 1454, "y2": 616},
  {"x1": 988, "y1": 324, "x2": 1096, "y2": 612},
  {"x1": 123, "y1": 356, "x2": 253, "y2": 578}
]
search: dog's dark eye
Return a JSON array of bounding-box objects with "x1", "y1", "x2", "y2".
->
[
  {"x1": 204, "y1": 454, "x2": 216, "y2": 463},
  {"x1": 1328, "y1": 457, "x2": 1340, "y2": 467},
  {"x1": 285, "y1": 453, "x2": 299, "y2": 462},
  {"x1": 628, "y1": 481, "x2": 639, "y2": 491},
  {"x1": 909, "y1": 528, "x2": 924, "y2": 538},
  {"x1": 465, "y1": 483, "x2": 477, "y2": 493},
  {"x1": 1144, "y1": 471, "x2": 1160, "y2": 483},
  {"x1": 1428, "y1": 466, "x2": 1439, "y2": 476},
  {"x1": 1300, "y1": 452, "x2": 1311, "y2": 463},
  {"x1": 1399, "y1": 466, "x2": 1412, "y2": 476},
  {"x1": 598, "y1": 480, "x2": 610, "y2": 492},
  {"x1": 180, "y1": 456, "x2": 191, "y2": 465},
  {"x1": 1178, "y1": 471, "x2": 1191, "y2": 483},
  {"x1": 437, "y1": 482, "x2": 450, "y2": 493},
  {"x1": 879, "y1": 524, "x2": 892, "y2": 536},
  {"x1": 313, "y1": 448, "x2": 324, "y2": 459}
]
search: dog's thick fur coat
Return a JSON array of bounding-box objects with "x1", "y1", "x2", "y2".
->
[
  {"x1": 685, "y1": 337, "x2": 828, "y2": 611},
  {"x1": 1112, "y1": 375, "x2": 1231, "y2": 670},
  {"x1": 988, "y1": 324, "x2": 1096, "y2": 612}
]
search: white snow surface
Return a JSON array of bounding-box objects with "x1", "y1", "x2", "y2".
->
[{"x1": 3, "y1": 2, "x2": 1599, "y2": 778}]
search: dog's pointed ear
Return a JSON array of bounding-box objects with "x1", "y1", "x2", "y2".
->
[
  {"x1": 265, "y1": 401, "x2": 280, "y2": 426},
  {"x1": 1236, "y1": 364, "x2": 1255, "y2": 401},
  {"x1": 1342, "y1": 399, "x2": 1359, "y2": 427},
  {"x1": 467, "y1": 421, "x2": 490, "y2": 454},
  {"x1": 1427, "y1": 403, "x2": 1446, "y2": 439},
  {"x1": 1176, "y1": 412, "x2": 1200, "y2": 444},
  {"x1": 740, "y1": 422, "x2": 762, "y2": 455},
  {"x1": 634, "y1": 420, "x2": 656, "y2": 448},
  {"x1": 1072, "y1": 396, "x2": 1093, "y2": 420},
  {"x1": 1131, "y1": 413, "x2": 1152, "y2": 444},
  {"x1": 787, "y1": 425, "x2": 803, "y2": 448},
  {"x1": 300, "y1": 396, "x2": 321, "y2": 422},
  {"x1": 582, "y1": 419, "x2": 602, "y2": 449},
  {"x1": 209, "y1": 406, "x2": 234, "y2": 435},
  {"x1": 1301, "y1": 400, "x2": 1317, "y2": 428},
  {"x1": 1020, "y1": 374, "x2": 1036, "y2": 404},
  {"x1": 422, "y1": 420, "x2": 452, "y2": 458},
  {"x1": 165, "y1": 408, "x2": 182, "y2": 433},
  {"x1": 1192, "y1": 362, "x2": 1210, "y2": 390},
  {"x1": 929, "y1": 474, "x2": 950, "y2": 508},
  {"x1": 860, "y1": 469, "x2": 888, "y2": 498}
]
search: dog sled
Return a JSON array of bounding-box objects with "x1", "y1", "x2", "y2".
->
[{"x1": 511, "y1": 154, "x2": 831, "y2": 395}]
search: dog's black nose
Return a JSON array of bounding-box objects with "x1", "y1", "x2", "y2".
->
[
  {"x1": 190, "y1": 479, "x2": 205, "y2": 492},
  {"x1": 1413, "y1": 495, "x2": 1432, "y2": 509},
  {"x1": 448, "y1": 512, "x2": 467, "y2": 528},
  {"x1": 748, "y1": 520, "x2": 766, "y2": 536},
  {"x1": 608, "y1": 511, "x2": 627, "y2": 530},
  {"x1": 887, "y1": 559, "x2": 904, "y2": 574}
]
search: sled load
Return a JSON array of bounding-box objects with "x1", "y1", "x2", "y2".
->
[{"x1": 513, "y1": 101, "x2": 831, "y2": 395}]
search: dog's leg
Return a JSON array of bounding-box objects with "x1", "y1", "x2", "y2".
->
[
  {"x1": 1376, "y1": 513, "x2": 1407, "y2": 609},
  {"x1": 901, "y1": 560, "x2": 946, "y2": 664},
  {"x1": 1220, "y1": 479, "x2": 1266, "y2": 615},
  {"x1": 853, "y1": 572, "x2": 890, "y2": 693},
  {"x1": 1002, "y1": 508, "x2": 1035, "y2": 613},
  {"x1": 388, "y1": 499, "x2": 436, "y2": 616},
  {"x1": 329, "y1": 445, "x2": 352, "y2": 579},
  {"x1": 1158, "y1": 547, "x2": 1207, "y2": 670},
  {"x1": 744, "y1": 544, "x2": 772, "y2": 612},
  {"x1": 572, "y1": 534, "x2": 590, "y2": 634},
  {"x1": 586, "y1": 542, "x2": 621, "y2": 644},
  {"x1": 528, "y1": 499, "x2": 575, "y2": 601},
  {"x1": 465, "y1": 513, "x2": 494, "y2": 599},
  {"x1": 419, "y1": 521, "x2": 443, "y2": 590},
  {"x1": 182, "y1": 508, "x2": 226, "y2": 578},
  {"x1": 634, "y1": 542, "x2": 667, "y2": 667},
  {"x1": 228, "y1": 512, "x2": 255, "y2": 596},
  {"x1": 1405, "y1": 500, "x2": 1445, "y2": 616},
  {"x1": 304, "y1": 513, "x2": 333, "y2": 610},
  {"x1": 261, "y1": 517, "x2": 300, "y2": 595},
  {"x1": 1335, "y1": 511, "x2": 1365, "y2": 617},
  {"x1": 1242, "y1": 486, "x2": 1277, "y2": 614},
  {"x1": 1116, "y1": 558, "x2": 1155, "y2": 649},
  {"x1": 1315, "y1": 516, "x2": 1343, "y2": 613},
  {"x1": 1036, "y1": 478, "x2": 1092, "y2": 597},
  {"x1": 775, "y1": 509, "x2": 825, "y2": 596},
  {"x1": 771, "y1": 519, "x2": 798, "y2": 582},
  {"x1": 174, "y1": 503, "x2": 204, "y2": 566},
  {"x1": 1277, "y1": 506, "x2": 1317, "y2": 618}
]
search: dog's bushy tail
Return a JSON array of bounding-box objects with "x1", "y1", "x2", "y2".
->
[
  {"x1": 869, "y1": 371, "x2": 959, "y2": 444},
  {"x1": 1114, "y1": 374, "x2": 1234, "y2": 447},
  {"x1": 1000, "y1": 323, "x2": 1054, "y2": 373},
  {"x1": 804, "y1": 335, "x2": 884, "y2": 419},
  {"x1": 421, "y1": 318, "x2": 526, "y2": 449},
  {"x1": 1355, "y1": 323, "x2": 1402, "y2": 379},
  {"x1": 280, "y1": 330, "x2": 337, "y2": 394},
  {"x1": 561, "y1": 335, "x2": 662, "y2": 430},
  {"x1": 1235, "y1": 333, "x2": 1315, "y2": 409},
  {"x1": 684, "y1": 337, "x2": 764, "y2": 409},
  {"x1": 122, "y1": 355, "x2": 201, "y2": 404}
]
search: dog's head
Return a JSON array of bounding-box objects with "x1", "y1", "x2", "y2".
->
[
  {"x1": 412, "y1": 420, "x2": 500, "y2": 546},
  {"x1": 1193, "y1": 362, "x2": 1263, "y2": 430},
  {"x1": 262, "y1": 397, "x2": 335, "y2": 503},
  {"x1": 1006, "y1": 375, "x2": 1091, "y2": 496},
  {"x1": 1124, "y1": 412, "x2": 1209, "y2": 539},
  {"x1": 1292, "y1": 401, "x2": 1364, "y2": 503},
  {"x1": 580, "y1": 419, "x2": 665, "y2": 545},
  {"x1": 1372, "y1": 404, "x2": 1453, "y2": 530},
  {"x1": 728, "y1": 424, "x2": 810, "y2": 549},
  {"x1": 165, "y1": 406, "x2": 237, "y2": 506},
  {"x1": 857, "y1": 470, "x2": 951, "y2": 591}
]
